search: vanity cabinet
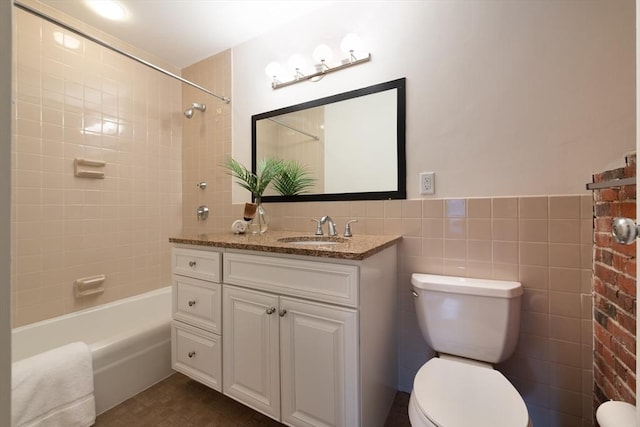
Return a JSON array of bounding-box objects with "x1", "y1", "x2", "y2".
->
[
  {"x1": 171, "y1": 247, "x2": 223, "y2": 391},
  {"x1": 223, "y1": 284, "x2": 358, "y2": 426},
  {"x1": 170, "y1": 240, "x2": 398, "y2": 427},
  {"x1": 222, "y1": 249, "x2": 396, "y2": 427}
]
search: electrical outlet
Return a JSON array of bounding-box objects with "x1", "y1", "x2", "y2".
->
[{"x1": 420, "y1": 172, "x2": 435, "y2": 195}]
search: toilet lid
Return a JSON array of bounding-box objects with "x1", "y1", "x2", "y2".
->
[{"x1": 413, "y1": 358, "x2": 529, "y2": 427}]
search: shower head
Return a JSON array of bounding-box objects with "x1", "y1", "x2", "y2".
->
[{"x1": 184, "y1": 102, "x2": 206, "y2": 119}]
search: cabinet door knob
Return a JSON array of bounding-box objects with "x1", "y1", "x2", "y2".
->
[
  {"x1": 188, "y1": 351, "x2": 196, "y2": 358},
  {"x1": 266, "y1": 307, "x2": 276, "y2": 315},
  {"x1": 279, "y1": 309, "x2": 287, "y2": 317},
  {"x1": 188, "y1": 300, "x2": 196, "y2": 307},
  {"x1": 188, "y1": 261, "x2": 197, "y2": 267}
]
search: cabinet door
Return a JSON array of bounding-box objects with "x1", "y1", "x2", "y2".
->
[
  {"x1": 280, "y1": 297, "x2": 359, "y2": 427},
  {"x1": 223, "y1": 285, "x2": 280, "y2": 420}
]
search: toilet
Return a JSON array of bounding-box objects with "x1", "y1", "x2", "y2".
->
[
  {"x1": 408, "y1": 273, "x2": 531, "y2": 427},
  {"x1": 596, "y1": 401, "x2": 635, "y2": 427}
]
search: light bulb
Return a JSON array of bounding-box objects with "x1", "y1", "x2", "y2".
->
[
  {"x1": 340, "y1": 33, "x2": 364, "y2": 55},
  {"x1": 264, "y1": 62, "x2": 284, "y2": 79},
  {"x1": 287, "y1": 54, "x2": 308, "y2": 74},
  {"x1": 312, "y1": 44, "x2": 334, "y2": 63}
]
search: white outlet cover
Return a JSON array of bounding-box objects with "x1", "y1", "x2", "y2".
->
[{"x1": 420, "y1": 172, "x2": 435, "y2": 195}]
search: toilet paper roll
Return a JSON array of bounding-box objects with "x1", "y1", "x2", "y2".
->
[{"x1": 231, "y1": 219, "x2": 248, "y2": 234}]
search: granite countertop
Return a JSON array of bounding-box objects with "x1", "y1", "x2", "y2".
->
[{"x1": 169, "y1": 231, "x2": 401, "y2": 261}]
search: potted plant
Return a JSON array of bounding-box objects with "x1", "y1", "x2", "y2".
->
[{"x1": 224, "y1": 157, "x2": 284, "y2": 233}]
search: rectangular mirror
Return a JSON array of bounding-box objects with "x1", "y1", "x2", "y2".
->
[{"x1": 252, "y1": 78, "x2": 406, "y2": 202}]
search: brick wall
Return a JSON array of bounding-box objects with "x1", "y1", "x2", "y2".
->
[{"x1": 593, "y1": 155, "x2": 636, "y2": 417}]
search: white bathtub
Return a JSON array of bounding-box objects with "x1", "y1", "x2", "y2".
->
[{"x1": 12, "y1": 286, "x2": 174, "y2": 414}]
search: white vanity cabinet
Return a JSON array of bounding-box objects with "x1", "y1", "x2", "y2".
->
[
  {"x1": 171, "y1": 247, "x2": 223, "y2": 391},
  {"x1": 222, "y1": 248, "x2": 397, "y2": 427},
  {"x1": 170, "y1": 239, "x2": 398, "y2": 427},
  {"x1": 223, "y1": 284, "x2": 358, "y2": 426}
]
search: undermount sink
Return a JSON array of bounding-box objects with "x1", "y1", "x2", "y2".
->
[{"x1": 277, "y1": 236, "x2": 348, "y2": 246}]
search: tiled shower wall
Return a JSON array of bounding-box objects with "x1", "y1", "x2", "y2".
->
[
  {"x1": 11, "y1": 4, "x2": 182, "y2": 326},
  {"x1": 181, "y1": 51, "x2": 233, "y2": 236},
  {"x1": 264, "y1": 195, "x2": 594, "y2": 427}
]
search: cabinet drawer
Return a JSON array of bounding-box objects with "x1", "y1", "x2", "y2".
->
[
  {"x1": 173, "y1": 275, "x2": 221, "y2": 333},
  {"x1": 223, "y1": 252, "x2": 359, "y2": 307},
  {"x1": 173, "y1": 248, "x2": 221, "y2": 282},
  {"x1": 172, "y1": 321, "x2": 222, "y2": 392}
]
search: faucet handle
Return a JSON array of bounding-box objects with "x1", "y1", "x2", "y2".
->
[
  {"x1": 311, "y1": 219, "x2": 323, "y2": 235},
  {"x1": 344, "y1": 219, "x2": 358, "y2": 237}
]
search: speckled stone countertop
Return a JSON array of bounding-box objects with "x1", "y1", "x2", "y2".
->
[{"x1": 169, "y1": 231, "x2": 401, "y2": 261}]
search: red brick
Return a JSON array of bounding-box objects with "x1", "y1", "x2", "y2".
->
[
  {"x1": 612, "y1": 241, "x2": 637, "y2": 258},
  {"x1": 616, "y1": 275, "x2": 637, "y2": 298},
  {"x1": 611, "y1": 202, "x2": 636, "y2": 219},
  {"x1": 599, "y1": 189, "x2": 620, "y2": 202},
  {"x1": 625, "y1": 259, "x2": 637, "y2": 277},
  {"x1": 595, "y1": 263, "x2": 617, "y2": 286},
  {"x1": 607, "y1": 320, "x2": 636, "y2": 352},
  {"x1": 624, "y1": 165, "x2": 636, "y2": 178},
  {"x1": 595, "y1": 218, "x2": 613, "y2": 233},
  {"x1": 617, "y1": 309, "x2": 637, "y2": 336},
  {"x1": 620, "y1": 185, "x2": 636, "y2": 201},
  {"x1": 612, "y1": 252, "x2": 633, "y2": 272}
]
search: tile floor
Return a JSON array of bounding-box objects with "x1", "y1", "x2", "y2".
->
[{"x1": 95, "y1": 373, "x2": 411, "y2": 427}]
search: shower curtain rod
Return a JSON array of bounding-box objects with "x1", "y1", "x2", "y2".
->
[
  {"x1": 13, "y1": 1, "x2": 231, "y2": 104},
  {"x1": 267, "y1": 118, "x2": 320, "y2": 141}
]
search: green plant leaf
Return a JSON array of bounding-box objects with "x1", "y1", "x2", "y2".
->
[
  {"x1": 272, "y1": 160, "x2": 316, "y2": 196},
  {"x1": 222, "y1": 157, "x2": 286, "y2": 199}
]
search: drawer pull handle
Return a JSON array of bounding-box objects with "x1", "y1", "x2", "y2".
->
[
  {"x1": 279, "y1": 309, "x2": 287, "y2": 317},
  {"x1": 188, "y1": 351, "x2": 196, "y2": 358},
  {"x1": 188, "y1": 300, "x2": 196, "y2": 307},
  {"x1": 266, "y1": 307, "x2": 276, "y2": 315},
  {"x1": 188, "y1": 261, "x2": 197, "y2": 267}
]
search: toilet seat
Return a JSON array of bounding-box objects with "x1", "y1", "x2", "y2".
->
[{"x1": 412, "y1": 357, "x2": 529, "y2": 427}]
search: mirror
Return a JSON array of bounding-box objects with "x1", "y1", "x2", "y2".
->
[{"x1": 252, "y1": 78, "x2": 406, "y2": 202}]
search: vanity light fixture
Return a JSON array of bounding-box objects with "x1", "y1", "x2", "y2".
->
[{"x1": 264, "y1": 33, "x2": 371, "y2": 90}]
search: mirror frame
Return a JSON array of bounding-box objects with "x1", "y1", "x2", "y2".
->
[{"x1": 252, "y1": 78, "x2": 406, "y2": 202}]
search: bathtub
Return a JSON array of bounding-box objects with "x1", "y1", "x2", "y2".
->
[{"x1": 12, "y1": 286, "x2": 174, "y2": 414}]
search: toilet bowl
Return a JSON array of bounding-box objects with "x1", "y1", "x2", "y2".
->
[
  {"x1": 409, "y1": 274, "x2": 531, "y2": 427},
  {"x1": 596, "y1": 401, "x2": 635, "y2": 427},
  {"x1": 408, "y1": 356, "x2": 530, "y2": 427}
]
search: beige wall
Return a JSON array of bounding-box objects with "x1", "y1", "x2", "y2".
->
[
  {"x1": 11, "y1": 5, "x2": 182, "y2": 326},
  {"x1": 232, "y1": 1, "x2": 635, "y2": 202}
]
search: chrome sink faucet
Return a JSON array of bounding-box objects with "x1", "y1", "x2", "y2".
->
[{"x1": 320, "y1": 215, "x2": 337, "y2": 236}]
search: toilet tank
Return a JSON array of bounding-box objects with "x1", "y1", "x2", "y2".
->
[{"x1": 411, "y1": 273, "x2": 523, "y2": 364}]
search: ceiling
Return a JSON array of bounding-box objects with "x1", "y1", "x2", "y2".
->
[{"x1": 36, "y1": 0, "x2": 336, "y2": 69}]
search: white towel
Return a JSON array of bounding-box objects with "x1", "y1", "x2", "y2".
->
[
  {"x1": 12, "y1": 342, "x2": 96, "y2": 427},
  {"x1": 231, "y1": 219, "x2": 248, "y2": 234}
]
